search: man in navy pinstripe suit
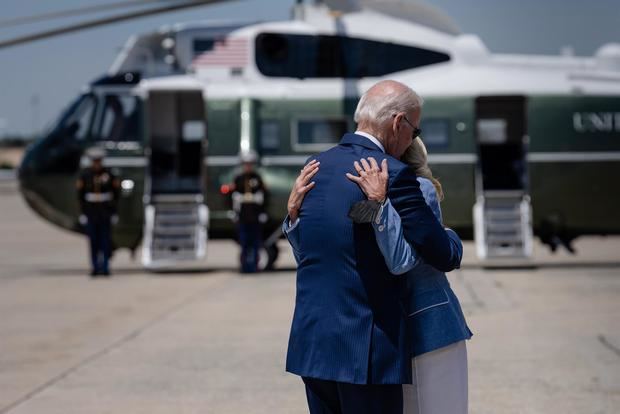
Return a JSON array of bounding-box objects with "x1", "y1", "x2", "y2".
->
[{"x1": 284, "y1": 80, "x2": 462, "y2": 413}]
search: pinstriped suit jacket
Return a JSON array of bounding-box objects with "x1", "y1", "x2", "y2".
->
[
  {"x1": 372, "y1": 178, "x2": 472, "y2": 357},
  {"x1": 284, "y1": 133, "x2": 461, "y2": 385}
]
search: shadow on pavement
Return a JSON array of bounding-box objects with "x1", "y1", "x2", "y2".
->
[
  {"x1": 461, "y1": 260, "x2": 620, "y2": 271},
  {"x1": 39, "y1": 266, "x2": 299, "y2": 277}
]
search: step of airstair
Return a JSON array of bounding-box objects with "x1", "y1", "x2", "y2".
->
[
  {"x1": 142, "y1": 194, "x2": 209, "y2": 269},
  {"x1": 474, "y1": 191, "x2": 533, "y2": 260}
]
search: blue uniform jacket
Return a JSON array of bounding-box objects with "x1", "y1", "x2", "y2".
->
[
  {"x1": 372, "y1": 177, "x2": 473, "y2": 357},
  {"x1": 283, "y1": 133, "x2": 462, "y2": 385}
]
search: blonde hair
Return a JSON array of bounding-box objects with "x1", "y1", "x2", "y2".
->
[{"x1": 401, "y1": 138, "x2": 444, "y2": 201}]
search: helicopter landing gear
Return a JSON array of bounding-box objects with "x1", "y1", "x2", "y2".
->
[{"x1": 539, "y1": 214, "x2": 576, "y2": 255}]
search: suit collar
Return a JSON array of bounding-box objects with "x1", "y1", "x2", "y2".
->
[
  {"x1": 354, "y1": 131, "x2": 385, "y2": 153},
  {"x1": 340, "y1": 133, "x2": 385, "y2": 153}
]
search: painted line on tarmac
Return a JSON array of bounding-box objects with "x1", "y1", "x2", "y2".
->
[
  {"x1": 0, "y1": 274, "x2": 231, "y2": 414},
  {"x1": 456, "y1": 271, "x2": 486, "y2": 309},
  {"x1": 597, "y1": 334, "x2": 620, "y2": 358}
]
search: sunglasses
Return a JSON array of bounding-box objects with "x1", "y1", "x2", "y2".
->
[{"x1": 401, "y1": 115, "x2": 422, "y2": 139}]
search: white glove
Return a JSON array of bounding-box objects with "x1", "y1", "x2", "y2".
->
[
  {"x1": 78, "y1": 215, "x2": 88, "y2": 226},
  {"x1": 111, "y1": 215, "x2": 119, "y2": 225},
  {"x1": 258, "y1": 213, "x2": 268, "y2": 224}
]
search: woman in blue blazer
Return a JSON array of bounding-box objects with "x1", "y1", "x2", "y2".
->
[{"x1": 285, "y1": 138, "x2": 472, "y2": 414}]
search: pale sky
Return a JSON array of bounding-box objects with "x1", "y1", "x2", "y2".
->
[{"x1": 0, "y1": 0, "x2": 618, "y2": 137}]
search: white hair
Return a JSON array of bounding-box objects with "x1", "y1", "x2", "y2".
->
[{"x1": 354, "y1": 82, "x2": 424, "y2": 126}]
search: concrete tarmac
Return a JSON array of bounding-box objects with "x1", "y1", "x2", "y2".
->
[{"x1": 1, "y1": 189, "x2": 619, "y2": 413}]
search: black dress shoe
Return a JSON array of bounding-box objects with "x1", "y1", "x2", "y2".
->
[{"x1": 90, "y1": 270, "x2": 99, "y2": 277}]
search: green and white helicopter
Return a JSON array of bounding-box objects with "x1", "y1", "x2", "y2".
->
[{"x1": 17, "y1": 0, "x2": 620, "y2": 269}]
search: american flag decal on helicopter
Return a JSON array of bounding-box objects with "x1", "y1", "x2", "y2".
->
[{"x1": 192, "y1": 37, "x2": 249, "y2": 67}]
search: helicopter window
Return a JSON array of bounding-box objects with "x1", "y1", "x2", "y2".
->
[
  {"x1": 182, "y1": 120, "x2": 206, "y2": 142},
  {"x1": 419, "y1": 119, "x2": 450, "y2": 147},
  {"x1": 255, "y1": 33, "x2": 293, "y2": 77},
  {"x1": 62, "y1": 94, "x2": 96, "y2": 141},
  {"x1": 477, "y1": 119, "x2": 508, "y2": 144},
  {"x1": 258, "y1": 33, "x2": 289, "y2": 62},
  {"x1": 294, "y1": 118, "x2": 347, "y2": 150},
  {"x1": 97, "y1": 95, "x2": 141, "y2": 142},
  {"x1": 256, "y1": 33, "x2": 450, "y2": 78},
  {"x1": 194, "y1": 39, "x2": 216, "y2": 54},
  {"x1": 260, "y1": 120, "x2": 281, "y2": 153}
]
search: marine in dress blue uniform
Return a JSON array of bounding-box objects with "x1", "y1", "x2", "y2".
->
[
  {"x1": 231, "y1": 152, "x2": 268, "y2": 273},
  {"x1": 76, "y1": 148, "x2": 120, "y2": 277}
]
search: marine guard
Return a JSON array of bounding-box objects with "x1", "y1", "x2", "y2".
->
[
  {"x1": 76, "y1": 148, "x2": 120, "y2": 277},
  {"x1": 230, "y1": 151, "x2": 268, "y2": 273}
]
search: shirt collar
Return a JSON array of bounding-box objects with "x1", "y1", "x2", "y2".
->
[{"x1": 355, "y1": 130, "x2": 385, "y2": 153}]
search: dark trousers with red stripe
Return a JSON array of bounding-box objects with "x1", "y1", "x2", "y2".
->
[
  {"x1": 86, "y1": 217, "x2": 111, "y2": 274},
  {"x1": 238, "y1": 222, "x2": 262, "y2": 273}
]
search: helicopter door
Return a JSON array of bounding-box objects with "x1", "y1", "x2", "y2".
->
[
  {"x1": 142, "y1": 90, "x2": 208, "y2": 269},
  {"x1": 473, "y1": 96, "x2": 533, "y2": 260},
  {"x1": 147, "y1": 91, "x2": 205, "y2": 194}
]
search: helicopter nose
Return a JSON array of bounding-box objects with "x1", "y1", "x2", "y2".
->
[
  {"x1": 18, "y1": 144, "x2": 39, "y2": 193},
  {"x1": 18, "y1": 146, "x2": 34, "y2": 179}
]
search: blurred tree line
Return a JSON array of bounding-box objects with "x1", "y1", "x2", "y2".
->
[
  {"x1": 0, "y1": 135, "x2": 34, "y2": 147},
  {"x1": 0, "y1": 135, "x2": 33, "y2": 169}
]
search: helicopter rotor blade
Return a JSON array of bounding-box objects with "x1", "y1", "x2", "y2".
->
[
  {"x1": 0, "y1": 0, "x2": 238, "y2": 50},
  {"x1": 318, "y1": 0, "x2": 361, "y2": 12},
  {"x1": 0, "y1": 1, "x2": 171, "y2": 29}
]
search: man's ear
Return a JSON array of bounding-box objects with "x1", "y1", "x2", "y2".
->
[
  {"x1": 390, "y1": 114, "x2": 401, "y2": 145},
  {"x1": 392, "y1": 113, "x2": 401, "y2": 135}
]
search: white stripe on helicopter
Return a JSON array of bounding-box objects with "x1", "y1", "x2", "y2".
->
[
  {"x1": 205, "y1": 152, "x2": 620, "y2": 166},
  {"x1": 80, "y1": 156, "x2": 148, "y2": 168},
  {"x1": 85, "y1": 152, "x2": 620, "y2": 170},
  {"x1": 527, "y1": 152, "x2": 620, "y2": 162}
]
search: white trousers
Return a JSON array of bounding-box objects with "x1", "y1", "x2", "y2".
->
[{"x1": 403, "y1": 340, "x2": 468, "y2": 414}]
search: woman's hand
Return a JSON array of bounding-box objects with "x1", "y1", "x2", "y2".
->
[
  {"x1": 346, "y1": 157, "x2": 388, "y2": 203},
  {"x1": 288, "y1": 159, "x2": 320, "y2": 222}
]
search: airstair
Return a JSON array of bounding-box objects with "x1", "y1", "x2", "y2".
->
[
  {"x1": 474, "y1": 191, "x2": 533, "y2": 260},
  {"x1": 473, "y1": 96, "x2": 534, "y2": 262},
  {"x1": 141, "y1": 88, "x2": 209, "y2": 270},
  {"x1": 142, "y1": 194, "x2": 208, "y2": 269}
]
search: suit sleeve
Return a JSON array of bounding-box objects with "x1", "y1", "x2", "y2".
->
[
  {"x1": 388, "y1": 167, "x2": 461, "y2": 272},
  {"x1": 420, "y1": 180, "x2": 464, "y2": 268},
  {"x1": 445, "y1": 228, "x2": 463, "y2": 267},
  {"x1": 419, "y1": 179, "x2": 442, "y2": 223},
  {"x1": 282, "y1": 216, "x2": 302, "y2": 264},
  {"x1": 372, "y1": 199, "x2": 421, "y2": 275}
]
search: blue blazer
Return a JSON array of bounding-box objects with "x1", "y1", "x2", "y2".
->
[
  {"x1": 372, "y1": 178, "x2": 473, "y2": 357},
  {"x1": 283, "y1": 133, "x2": 462, "y2": 385}
]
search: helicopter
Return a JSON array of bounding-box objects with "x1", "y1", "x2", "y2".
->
[{"x1": 16, "y1": 0, "x2": 620, "y2": 268}]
